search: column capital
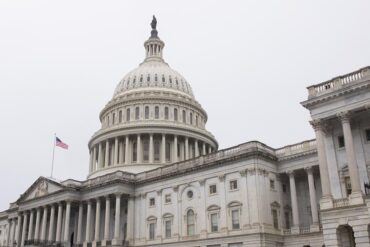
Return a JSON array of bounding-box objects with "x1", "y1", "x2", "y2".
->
[
  {"x1": 309, "y1": 119, "x2": 325, "y2": 131},
  {"x1": 218, "y1": 174, "x2": 225, "y2": 182},
  {"x1": 286, "y1": 170, "x2": 295, "y2": 177},
  {"x1": 239, "y1": 169, "x2": 247, "y2": 177},
  {"x1": 304, "y1": 166, "x2": 314, "y2": 174},
  {"x1": 337, "y1": 111, "x2": 351, "y2": 123}
]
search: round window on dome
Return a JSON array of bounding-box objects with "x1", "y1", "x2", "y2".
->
[{"x1": 187, "y1": 190, "x2": 193, "y2": 199}]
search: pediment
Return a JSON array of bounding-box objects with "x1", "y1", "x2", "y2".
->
[{"x1": 17, "y1": 177, "x2": 65, "y2": 203}]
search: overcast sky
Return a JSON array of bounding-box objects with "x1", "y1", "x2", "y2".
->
[{"x1": 1, "y1": 0, "x2": 369, "y2": 211}]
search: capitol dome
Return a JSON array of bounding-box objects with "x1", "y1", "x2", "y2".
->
[{"x1": 87, "y1": 17, "x2": 218, "y2": 178}]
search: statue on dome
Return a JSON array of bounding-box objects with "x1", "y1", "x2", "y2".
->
[{"x1": 151, "y1": 15, "x2": 157, "y2": 30}]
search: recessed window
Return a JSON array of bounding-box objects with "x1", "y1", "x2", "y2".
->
[
  {"x1": 164, "y1": 107, "x2": 169, "y2": 120},
  {"x1": 272, "y1": 209, "x2": 279, "y2": 229},
  {"x1": 149, "y1": 222, "x2": 155, "y2": 240},
  {"x1": 147, "y1": 75, "x2": 150, "y2": 82},
  {"x1": 284, "y1": 212, "x2": 290, "y2": 229},
  {"x1": 135, "y1": 107, "x2": 140, "y2": 120},
  {"x1": 154, "y1": 140, "x2": 160, "y2": 161},
  {"x1": 119, "y1": 110, "x2": 122, "y2": 123},
  {"x1": 187, "y1": 210, "x2": 195, "y2": 236},
  {"x1": 155, "y1": 106, "x2": 159, "y2": 119},
  {"x1": 366, "y1": 129, "x2": 370, "y2": 141},
  {"x1": 210, "y1": 213, "x2": 218, "y2": 232},
  {"x1": 145, "y1": 106, "x2": 149, "y2": 119},
  {"x1": 155, "y1": 74, "x2": 158, "y2": 82},
  {"x1": 270, "y1": 179, "x2": 275, "y2": 190},
  {"x1": 338, "y1": 135, "x2": 345, "y2": 148},
  {"x1": 187, "y1": 190, "x2": 194, "y2": 199},
  {"x1": 231, "y1": 209, "x2": 240, "y2": 229},
  {"x1": 230, "y1": 180, "x2": 238, "y2": 190},
  {"x1": 112, "y1": 113, "x2": 115, "y2": 124},
  {"x1": 149, "y1": 198, "x2": 155, "y2": 207},
  {"x1": 182, "y1": 110, "x2": 186, "y2": 123},
  {"x1": 190, "y1": 112, "x2": 193, "y2": 125},
  {"x1": 195, "y1": 116, "x2": 198, "y2": 126},
  {"x1": 143, "y1": 141, "x2": 149, "y2": 162},
  {"x1": 282, "y1": 184, "x2": 287, "y2": 193},
  {"x1": 162, "y1": 75, "x2": 165, "y2": 83},
  {"x1": 209, "y1": 184, "x2": 217, "y2": 195},
  {"x1": 132, "y1": 142, "x2": 137, "y2": 162},
  {"x1": 126, "y1": 108, "x2": 130, "y2": 121},
  {"x1": 165, "y1": 142, "x2": 171, "y2": 162},
  {"x1": 165, "y1": 220, "x2": 171, "y2": 238},
  {"x1": 174, "y1": 108, "x2": 178, "y2": 121},
  {"x1": 165, "y1": 194, "x2": 171, "y2": 203}
]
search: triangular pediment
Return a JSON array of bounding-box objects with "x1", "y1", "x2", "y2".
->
[{"x1": 17, "y1": 177, "x2": 66, "y2": 203}]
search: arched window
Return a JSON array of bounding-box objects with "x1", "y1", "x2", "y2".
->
[
  {"x1": 165, "y1": 142, "x2": 171, "y2": 162},
  {"x1": 182, "y1": 110, "x2": 186, "y2": 123},
  {"x1": 132, "y1": 142, "x2": 137, "y2": 162},
  {"x1": 187, "y1": 210, "x2": 195, "y2": 236},
  {"x1": 162, "y1": 75, "x2": 165, "y2": 83},
  {"x1": 155, "y1": 74, "x2": 158, "y2": 82},
  {"x1": 143, "y1": 140, "x2": 149, "y2": 162},
  {"x1": 107, "y1": 116, "x2": 110, "y2": 126},
  {"x1": 195, "y1": 115, "x2": 198, "y2": 126},
  {"x1": 145, "y1": 106, "x2": 150, "y2": 119},
  {"x1": 190, "y1": 113, "x2": 193, "y2": 125},
  {"x1": 126, "y1": 108, "x2": 130, "y2": 121},
  {"x1": 154, "y1": 140, "x2": 160, "y2": 161},
  {"x1": 155, "y1": 106, "x2": 159, "y2": 119},
  {"x1": 112, "y1": 113, "x2": 116, "y2": 124},
  {"x1": 164, "y1": 107, "x2": 169, "y2": 120},
  {"x1": 174, "y1": 108, "x2": 178, "y2": 121},
  {"x1": 147, "y1": 74, "x2": 150, "y2": 82},
  {"x1": 135, "y1": 107, "x2": 140, "y2": 120},
  {"x1": 140, "y1": 75, "x2": 143, "y2": 83},
  {"x1": 119, "y1": 110, "x2": 122, "y2": 123}
]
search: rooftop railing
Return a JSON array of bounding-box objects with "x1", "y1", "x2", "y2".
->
[
  {"x1": 275, "y1": 139, "x2": 316, "y2": 158},
  {"x1": 307, "y1": 66, "x2": 370, "y2": 98}
]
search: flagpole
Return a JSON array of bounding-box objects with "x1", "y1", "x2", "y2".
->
[{"x1": 51, "y1": 133, "x2": 56, "y2": 178}]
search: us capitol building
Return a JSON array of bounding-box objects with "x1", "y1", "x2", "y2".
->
[{"x1": 1, "y1": 17, "x2": 370, "y2": 247}]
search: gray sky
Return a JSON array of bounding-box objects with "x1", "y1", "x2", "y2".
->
[{"x1": 1, "y1": 0, "x2": 369, "y2": 211}]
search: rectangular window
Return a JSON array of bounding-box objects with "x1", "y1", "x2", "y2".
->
[
  {"x1": 149, "y1": 198, "x2": 155, "y2": 206},
  {"x1": 366, "y1": 129, "x2": 370, "y2": 141},
  {"x1": 282, "y1": 184, "x2": 287, "y2": 193},
  {"x1": 126, "y1": 108, "x2": 130, "y2": 121},
  {"x1": 270, "y1": 179, "x2": 275, "y2": 190},
  {"x1": 149, "y1": 223, "x2": 155, "y2": 240},
  {"x1": 272, "y1": 209, "x2": 279, "y2": 229},
  {"x1": 174, "y1": 108, "x2": 178, "y2": 121},
  {"x1": 209, "y1": 184, "x2": 217, "y2": 195},
  {"x1": 182, "y1": 110, "x2": 186, "y2": 123},
  {"x1": 155, "y1": 106, "x2": 159, "y2": 119},
  {"x1": 165, "y1": 194, "x2": 171, "y2": 203},
  {"x1": 338, "y1": 135, "x2": 345, "y2": 148},
  {"x1": 210, "y1": 213, "x2": 218, "y2": 232},
  {"x1": 229, "y1": 180, "x2": 238, "y2": 190},
  {"x1": 165, "y1": 220, "x2": 171, "y2": 238},
  {"x1": 165, "y1": 107, "x2": 169, "y2": 120},
  {"x1": 284, "y1": 212, "x2": 290, "y2": 229},
  {"x1": 135, "y1": 107, "x2": 140, "y2": 120},
  {"x1": 145, "y1": 106, "x2": 149, "y2": 119},
  {"x1": 112, "y1": 113, "x2": 115, "y2": 124},
  {"x1": 231, "y1": 209, "x2": 240, "y2": 229}
]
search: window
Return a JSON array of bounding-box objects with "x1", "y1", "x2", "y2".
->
[
  {"x1": 154, "y1": 140, "x2": 160, "y2": 161},
  {"x1": 272, "y1": 209, "x2": 279, "y2": 229},
  {"x1": 284, "y1": 212, "x2": 290, "y2": 229},
  {"x1": 209, "y1": 184, "x2": 217, "y2": 195},
  {"x1": 165, "y1": 194, "x2": 171, "y2": 203},
  {"x1": 126, "y1": 108, "x2": 130, "y2": 121},
  {"x1": 155, "y1": 106, "x2": 159, "y2": 119},
  {"x1": 165, "y1": 220, "x2": 171, "y2": 238},
  {"x1": 119, "y1": 110, "x2": 122, "y2": 123},
  {"x1": 143, "y1": 141, "x2": 149, "y2": 162},
  {"x1": 165, "y1": 142, "x2": 171, "y2": 162},
  {"x1": 145, "y1": 106, "x2": 149, "y2": 119},
  {"x1": 230, "y1": 180, "x2": 238, "y2": 190},
  {"x1": 132, "y1": 142, "x2": 137, "y2": 162},
  {"x1": 149, "y1": 223, "x2": 155, "y2": 240},
  {"x1": 187, "y1": 210, "x2": 195, "y2": 236},
  {"x1": 140, "y1": 75, "x2": 143, "y2": 83},
  {"x1": 270, "y1": 179, "x2": 275, "y2": 190},
  {"x1": 155, "y1": 74, "x2": 158, "y2": 82},
  {"x1": 174, "y1": 108, "x2": 178, "y2": 121},
  {"x1": 164, "y1": 107, "x2": 169, "y2": 120},
  {"x1": 231, "y1": 209, "x2": 240, "y2": 229},
  {"x1": 338, "y1": 135, "x2": 345, "y2": 148},
  {"x1": 345, "y1": 177, "x2": 352, "y2": 195},
  {"x1": 135, "y1": 107, "x2": 140, "y2": 120},
  {"x1": 182, "y1": 110, "x2": 186, "y2": 123},
  {"x1": 190, "y1": 112, "x2": 193, "y2": 125},
  {"x1": 366, "y1": 129, "x2": 370, "y2": 141},
  {"x1": 187, "y1": 190, "x2": 193, "y2": 199},
  {"x1": 112, "y1": 113, "x2": 115, "y2": 124},
  {"x1": 210, "y1": 213, "x2": 218, "y2": 232},
  {"x1": 147, "y1": 74, "x2": 150, "y2": 82},
  {"x1": 162, "y1": 75, "x2": 165, "y2": 83},
  {"x1": 282, "y1": 184, "x2": 287, "y2": 193},
  {"x1": 149, "y1": 198, "x2": 155, "y2": 206},
  {"x1": 195, "y1": 115, "x2": 198, "y2": 126},
  {"x1": 107, "y1": 116, "x2": 110, "y2": 126}
]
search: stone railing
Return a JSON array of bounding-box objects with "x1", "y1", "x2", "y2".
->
[
  {"x1": 283, "y1": 225, "x2": 322, "y2": 235},
  {"x1": 299, "y1": 226, "x2": 311, "y2": 234},
  {"x1": 333, "y1": 198, "x2": 350, "y2": 208},
  {"x1": 275, "y1": 139, "x2": 316, "y2": 158},
  {"x1": 307, "y1": 66, "x2": 370, "y2": 98}
]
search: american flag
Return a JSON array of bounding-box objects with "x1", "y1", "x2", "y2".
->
[{"x1": 56, "y1": 137, "x2": 68, "y2": 149}]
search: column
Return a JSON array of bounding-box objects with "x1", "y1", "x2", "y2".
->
[
  {"x1": 114, "y1": 137, "x2": 119, "y2": 165},
  {"x1": 104, "y1": 196, "x2": 110, "y2": 241},
  {"x1": 125, "y1": 136, "x2": 129, "y2": 164},
  {"x1": 40, "y1": 206, "x2": 48, "y2": 241},
  {"x1": 48, "y1": 205, "x2": 55, "y2": 242},
  {"x1": 310, "y1": 120, "x2": 332, "y2": 207},
  {"x1": 288, "y1": 171, "x2": 300, "y2": 231},
  {"x1": 98, "y1": 143, "x2": 103, "y2": 168},
  {"x1": 195, "y1": 140, "x2": 199, "y2": 157},
  {"x1": 305, "y1": 167, "x2": 319, "y2": 227},
  {"x1": 126, "y1": 196, "x2": 134, "y2": 243},
  {"x1": 92, "y1": 146, "x2": 97, "y2": 171},
  {"x1": 202, "y1": 143, "x2": 206, "y2": 155},
  {"x1": 119, "y1": 141, "x2": 124, "y2": 164},
  {"x1": 173, "y1": 135, "x2": 178, "y2": 163},
  {"x1": 55, "y1": 203, "x2": 62, "y2": 243},
  {"x1": 85, "y1": 201, "x2": 92, "y2": 242},
  {"x1": 339, "y1": 112, "x2": 362, "y2": 196},
  {"x1": 113, "y1": 194, "x2": 121, "y2": 243},
  {"x1": 161, "y1": 134, "x2": 166, "y2": 163},
  {"x1": 185, "y1": 137, "x2": 189, "y2": 160},
  {"x1": 137, "y1": 135, "x2": 142, "y2": 163},
  {"x1": 218, "y1": 175, "x2": 227, "y2": 232},
  {"x1": 94, "y1": 199, "x2": 101, "y2": 241},
  {"x1": 10, "y1": 219, "x2": 15, "y2": 246},
  {"x1": 149, "y1": 134, "x2": 154, "y2": 163},
  {"x1": 105, "y1": 140, "x2": 110, "y2": 167},
  {"x1": 89, "y1": 149, "x2": 93, "y2": 172},
  {"x1": 208, "y1": 146, "x2": 212, "y2": 154},
  {"x1": 21, "y1": 212, "x2": 28, "y2": 247},
  {"x1": 77, "y1": 203, "x2": 83, "y2": 244},
  {"x1": 15, "y1": 214, "x2": 22, "y2": 247},
  {"x1": 34, "y1": 208, "x2": 41, "y2": 241},
  {"x1": 6, "y1": 219, "x2": 12, "y2": 246},
  {"x1": 28, "y1": 211, "x2": 34, "y2": 241},
  {"x1": 63, "y1": 201, "x2": 71, "y2": 242}
]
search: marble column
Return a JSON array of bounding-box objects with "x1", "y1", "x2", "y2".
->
[
  {"x1": 137, "y1": 135, "x2": 142, "y2": 163},
  {"x1": 288, "y1": 171, "x2": 300, "y2": 229},
  {"x1": 40, "y1": 206, "x2": 48, "y2": 241},
  {"x1": 339, "y1": 112, "x2": 362, "y2": 196},
  {"x1": 114, "y1": 137, "x2": 119, "y2": 165},
  {"x1": 202, "y1": 143, "x2": 206, "y2": 155},
  {"x1": 85, "y1": 200, "x2": 92, "y2": 242},
  {"x1": 94, "y1": 199, "x2": 101, "y2": 241},
  {"x1": 195, "y1": 140, "x2": 199, "y2": 157},
  {"x1": 161, "y1": 134, "x2": 166, "y2": 163},
  {"x1": 48, "y1": 205, "x2": 55, "y2": 242},
  {"x1": 77, "y1": 203, "x2": 83, "y2": 244},
  {"x1": 104, "y1": 196, "x2": 110, "y2": 241},
  {"x1": 113, "y1": 194, "x2": 121, "y2": 243},
  {"x1": 6, "y1": 219, "x2": 12, "y2": 246},
  {"x1": 126, "y1": 196, "x2": 134, "y2": 243},
  {"x1": 105, "y1": 140, "x2": 110, "y2": 167},
  {"x1": 305, "y1": 167, "x2": 319, "y2": 226},
  {"x1": 27, "y1": 211, "x2": 34, "y2": 241},
  {"x1": 63, "y1": 201, "x2": 71, "y2": 242},
  {"x1": 125, "y1": 136, "x2": 129, "y2": 164},
  {"x1": 185, "y1": 137, "x2": 189, "y2": 160},
  {"x1": 21, "y1": 212, "x2": 28, "y2": 247},
  {"x1": 173, "y1": 135, "x2": 178, "y2": 163},
  {"x1": 34, "y1": 208, "x2": 41, "y2": 241},
  {"x1": 310, "y1": 120, "x2": 332, "y2": 206},
  {"x1": 15, "y1": 214, "x2": 22, "y2": 247},
  {"x1": 98, "y1": 143, "x2": 103, "y2": 168},
  {"x1": 55, "y1": 203, "x2": 62, "y2": 243},
  {"x1": 93, "y1": 146, "x2": 97, "y2": 171},
  {"x1": 149, "y1": 134, "x2": 154, "y2": 163},
  {"x1": 89, "y1": 149, "x2": 93, "y2": 173}
]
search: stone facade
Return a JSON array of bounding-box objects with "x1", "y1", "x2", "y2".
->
[{"x1": 1, "y1": 19, "x2": 370, "y2": 247}]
